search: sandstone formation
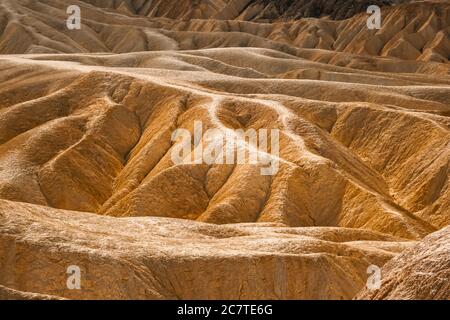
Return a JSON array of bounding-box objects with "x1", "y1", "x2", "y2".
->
[
  {"x1": 80, "y1": 0, "x2": 411, "y2": 21},
  {"x1": 0, "y1": 0, "x2": 449, "y2": 62},
  {"x1": 356, "y1": 226, "x2": 450, "y2": 299},
  {"x1": 0, "y1": 0, "x2": 448, "y2": 300},
  {"x1": 0, "y1": 199, "x2": 413, "y2": 299}
]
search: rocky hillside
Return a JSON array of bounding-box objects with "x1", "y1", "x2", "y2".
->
[
  {"x1": 0, "y1": 0, "x2": 448, "y2": 300},
  {"x1": 0, "y1": 0, "x2": 448, "y2": 62},
  {"x1": 80, "y1": 0, "x2": 414, "y2": 21}
]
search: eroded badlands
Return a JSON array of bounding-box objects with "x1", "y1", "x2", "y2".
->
[{"x1": 0, "y1": 0, "x2": 449, "y2": 300}]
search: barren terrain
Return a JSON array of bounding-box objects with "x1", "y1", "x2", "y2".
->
[{"x1": 0, "y1": 0, "x2": 449, "y2": 300}]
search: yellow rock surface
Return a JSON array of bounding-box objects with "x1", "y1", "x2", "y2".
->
[{"x1": 0, "y1": 0, "x2": 448, "y2": 300}]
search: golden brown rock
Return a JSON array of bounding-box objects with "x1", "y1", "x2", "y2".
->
[
  {"x1": 0, "y1": 0, "x2": 448, "y2": 300},
  {"x1": 0, "y1": 199, "x2": 412, "y2": 299},
  {"x1": 356, "y1": 226, "x2": 450, "y2": 300}
]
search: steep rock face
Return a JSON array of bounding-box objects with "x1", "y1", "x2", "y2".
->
[{"x1": 356, "y1": 226, "x2": 450, "y2": 300}]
